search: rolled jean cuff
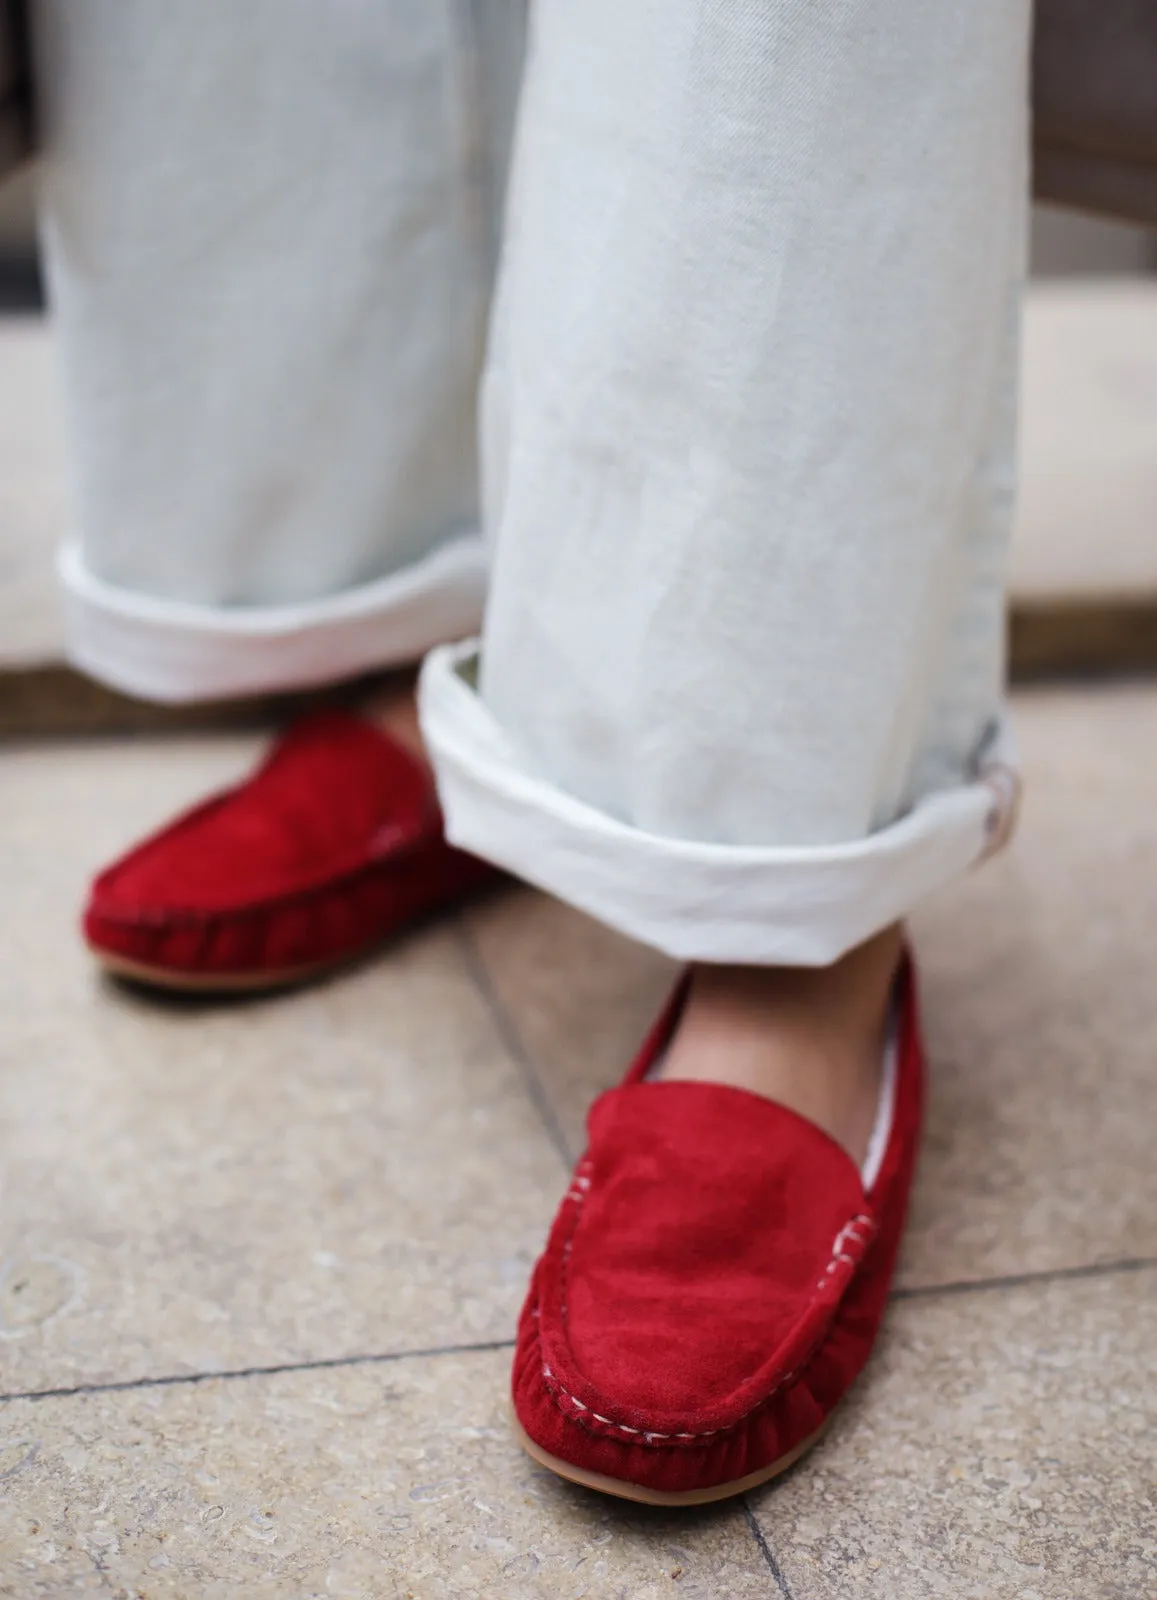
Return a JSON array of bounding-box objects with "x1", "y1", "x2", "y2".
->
[
  {"x1": 58, "y1": 532, "x2": 489, "y2": 704},
  {"x1": 420, "y1": 640, "x2": 1019, "y2": 966}
]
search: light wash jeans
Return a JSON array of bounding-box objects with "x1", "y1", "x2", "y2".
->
[{"x1": 36, "y1": 0, "x2": 1030, "y2": 965}]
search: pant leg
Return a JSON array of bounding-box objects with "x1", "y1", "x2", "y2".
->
[
  {"x1": 34, "y1": 0, "x2": 525, "y2": 702},
  {"x1": 420, "y1": 0, "x2": 1030, "y2": 965}
]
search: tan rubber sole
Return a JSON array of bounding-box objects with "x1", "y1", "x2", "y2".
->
[
  {"x1": 512, "y1": 1411, "x2": 827, "y2": 1506},
  {"x1": 90, "y1": 945, "x2": 357, "y2": 995}
]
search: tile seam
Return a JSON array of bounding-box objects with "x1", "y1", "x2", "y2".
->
[
  {"x1": 741, "y1": 1499, "x2": 795, "y2": 1598},
  {"x1": 0, "y1": 1336, "x2": 517, "y2": 1406},
  {"x1": 455, "y1": 913, "x2": 575, "y2": 1168},
  {"x1": 892, "y1": 1253, "x2": 1157, "y2": 1303}
]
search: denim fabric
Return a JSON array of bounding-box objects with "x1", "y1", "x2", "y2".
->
[
  {"x1": 40, "y1": 0, "x2": 1028, "y2": 960},
  {"x1": 422, "y1": 0, "x2": 1030, "y2": 959},
  {"x1": 39, "y1": 0, "x2": 525, "y2": 695}
]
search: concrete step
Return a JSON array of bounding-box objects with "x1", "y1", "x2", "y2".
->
[
  {"x1": 1, "y1": 682, "x2": 1154, "y2": 1594},
  {"x1": 3, "y1": 282, "x2": 1157, "y2": 736}
]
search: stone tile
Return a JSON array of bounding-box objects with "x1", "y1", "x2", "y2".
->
[
  {"x1": 469, "y1": 688, "x2": 1157, "y2": 1290},
  {"x1": 464, "y1": 887, "x2": 677, "y2": 1159},
  {"x1": 905, "y1": 684, "x2": 1157, "y2": 1287},
  {"x1": 752, "y1": 1267, "x2": 1157, "y2": 1600},
  {"x1": 0, "y1": 1347, "x2": 773, "y2": 1599},
  {"x1": 1012, "y1": 282, "x2": 1157, "y2": 602},
  {"x1": 0, "y1": 735, "x2": 565, "y2": 1395}
]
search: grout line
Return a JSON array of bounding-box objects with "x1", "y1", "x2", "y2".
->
[
  {"x1": 455, "y1": 915, "x2": 575, "y2": 1169},
  {"x1": 891, "y1": 1253, "x2": 1157, "y2": 1304},
  {"x1": 10, "y1": 1258, "x2": 1147, "y2": 1408},
  {"x1": 0, "y1": 1336, "x2": 516, "y2": 1407},
  {"x1": 741, "y1": 1499, "x2": 795, "y2": 1598}
]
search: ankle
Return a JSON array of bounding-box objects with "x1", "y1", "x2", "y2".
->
[
  {"x1": 366, "y1": 681, "x2": 430, "y2": 770},
  {"x1": 659, "y1": 927, "x2": 904, "y2": 1166},
  {"x1": 686, "y1": 925, "x2": 902, "y2": 1053}
]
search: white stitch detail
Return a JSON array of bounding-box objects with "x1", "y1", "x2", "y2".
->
[{"x1": 816, "y1": 1213, "x2": 876, "y2": 1293}]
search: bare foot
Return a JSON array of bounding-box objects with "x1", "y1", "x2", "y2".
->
[{"x1": 658, "y1": 926, "x2": 905, "y2": 1169}]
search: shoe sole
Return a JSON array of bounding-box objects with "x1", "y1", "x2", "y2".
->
[
  {"x1": 511, "y1": 1411, "x2": 826, "y2": 1506},
  {"x1": 90, "y1": 945, "x2": 358, "y2": 995},
  {"x1": 87, "y1": 872, "x2": 505, "y2": 997}
]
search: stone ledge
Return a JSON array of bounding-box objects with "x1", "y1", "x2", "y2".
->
[
  {"x1": 3, "y1": 601, "x2": 1156, "y2": 740},
  {"x1": 0, "y1": 664, "x2": 410, "y2": 740},
  {"x1": 4, "y1": 282, "x2": 1157, "y2": 737},
  {"x1": 1009, "y1": 592, "x2": 1157, "y2": 679}
]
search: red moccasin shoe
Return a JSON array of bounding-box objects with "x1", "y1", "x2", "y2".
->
[
  {"x1": 512, "y1": 958, "x2": 924, "y2": 1505},
  {"x1": 84, "y1": 709, "x2": 500, "y2": 992}
]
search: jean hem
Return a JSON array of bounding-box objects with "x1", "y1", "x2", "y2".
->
[
  {"x1": 420, "y1": 639, "x2": 1014, "y2": 965},
  {"x1": 58, "y1": 534, "x2": 488, "y2": 704}
]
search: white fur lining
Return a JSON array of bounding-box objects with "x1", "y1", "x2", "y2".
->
[{"x1": 860, "y1": 1011, "x2": 899, "y2": 1193}]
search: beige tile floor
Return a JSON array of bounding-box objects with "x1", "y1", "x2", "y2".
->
[{"x1": 2, "y1": 685, "x2": 1156, "y2": 1598}]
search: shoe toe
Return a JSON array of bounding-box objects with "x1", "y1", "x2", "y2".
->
[
  {"x1": 81, "y1": 711, "x2": 444, "y2": 980},
  {"x1": 512, "y1": 1078, "x2": 877, "y2": 1498}
]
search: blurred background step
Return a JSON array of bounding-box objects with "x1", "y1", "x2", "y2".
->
[
  {"x1": 2, "y1": 211, "x2": 1156, "y2": 737},
  {"x1": 1010, "y1": 278, "x2": 1157, "y2": 677},
  {"x1": 1014, "y1": 282, "x2": 1157, "y2": 600}
]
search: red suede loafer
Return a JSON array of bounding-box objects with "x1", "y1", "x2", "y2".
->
[
  {"x1": 512, "y1": 959, "x2": 924, "y2": 1504},
  {"x1": 84, "y1": 709, "x2": 500, "y2": 992}
]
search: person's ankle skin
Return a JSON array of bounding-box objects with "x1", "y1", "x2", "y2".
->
[
  {"x1": 658, "y1": 926, "x2": 905, "y2": 1168},
  {"x1": 367, "y1": 681, "x2": 430, "y2": 769}
]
